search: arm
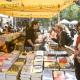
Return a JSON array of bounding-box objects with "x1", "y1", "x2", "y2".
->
[{"x1": 27, "y1": 39, "x2": 34, "y2": 47}]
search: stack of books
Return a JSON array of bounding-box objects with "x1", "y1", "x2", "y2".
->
[
  {"x1": 42, "y1": 69, "x2": 53, "y2": 80},
  {"x1": 20, "y1": 65, "x2": 32, "y2": 80}
]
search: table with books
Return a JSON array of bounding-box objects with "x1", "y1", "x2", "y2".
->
[{"x1": 0, "y1": 47, "x2": 77, "y2": 80}]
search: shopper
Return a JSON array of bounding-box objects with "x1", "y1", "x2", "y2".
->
[
  {"x1": 74, "y1": 22, "x2": 80, "y2": 80},
  {"x1": 25, "y1": 20, "x2": 40, "y2": 51},
  {"x1": 55, "y1": 24, "x2": 73, "y2": 47}
]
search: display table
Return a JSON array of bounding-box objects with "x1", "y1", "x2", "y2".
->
[
  {"x1": 0, "y1": 50, "x2": 77, "y2": 80},
  {"x1": 0, "y1": 35, "x2": 77, "y2": 80}
]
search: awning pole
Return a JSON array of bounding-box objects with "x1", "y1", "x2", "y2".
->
[{"x1": 58, "y1": 12, "x2": 60, "y2": 23}]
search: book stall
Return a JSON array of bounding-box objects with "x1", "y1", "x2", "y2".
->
[{"x1": 0, "y1": 48, "x2": 77, "y2": 80}]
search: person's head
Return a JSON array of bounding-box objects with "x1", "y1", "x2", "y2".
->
[
  {"x1": 76, "y1": 21, "x2": 80, "y2": 34},
  {"x1": 55, "y1": 24, "x2": 63, "y2": 33},
  {"x1": 31, "y1": 20, "x2": 39, "y2": 30}
]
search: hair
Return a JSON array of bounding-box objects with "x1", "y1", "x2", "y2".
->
[
  {"x1": 62, "y1": 25, "x2": 70, "y2": 34},
  {"x1": 31, "y1": 20, "x2": 39, "y2": 28},
  {"x1": 76, "y1": 21, "x2": 80, "y2": 34},
  {"x1": 76, "y1": 21, "x2": 80, "y2": 29},
  {"x1": 55, "y1": 24, "x2": 63, "y2": 31}
]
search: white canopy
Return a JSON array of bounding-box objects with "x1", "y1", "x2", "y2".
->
[
  {"x1": 59, "y1": 19, "x2": 70, "y2": 24},
  {"x1": 0, "y1": 14, "x2": 8, "y2": 18},
  {"x1": 70, "y1": 20, "x2": 78, "y2": 25}
]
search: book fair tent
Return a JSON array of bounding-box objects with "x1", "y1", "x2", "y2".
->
[
  {"x1": 0, "y1": 0, "x2": 77, "y2": 18},
  {"x1": 70, "y1": 20, "x2": 78, "y2": 25},
  {"x1": 0, "y1": 1, "x2": 79, "y2": 80},
  {"x1": 59, "y1": 19, "x2": 70, "y2": 24}
]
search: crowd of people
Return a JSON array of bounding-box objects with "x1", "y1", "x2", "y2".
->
[
  {"x1": 23, "y1": 20, "x2": 78, "y2": 51},
  {"x1": 0, "y1": 20, "x2": 80, "y2": 80},
  {"x1": 0, "y1": 20, "x2": 78, "y2": 51},
  {"x1": 24, "y1": 20, "x2": 80, "y2": 80}
]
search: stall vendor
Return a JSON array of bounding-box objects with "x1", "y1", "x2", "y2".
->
[{"x1": 25, "y1": 20, "x2": 40, "y2": 51}]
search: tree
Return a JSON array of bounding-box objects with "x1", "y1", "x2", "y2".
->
[{"x1": 60, "y1": 4, "x2": 80, "y2": 21}]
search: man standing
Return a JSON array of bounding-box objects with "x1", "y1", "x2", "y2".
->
[
  {"x1": 25, "y1": 20, "x2": 40, "y2": 51},
  {"x1": 55, "y1": 24, "x2": 73, "y2": 47}
]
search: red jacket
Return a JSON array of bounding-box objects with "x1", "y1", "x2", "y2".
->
[{"x1": 75, "y1": 34, "x2": 80, "y2": 50}]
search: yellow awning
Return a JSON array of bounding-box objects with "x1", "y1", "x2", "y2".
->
[
  {"x1": 0, "y1": 0, "x2": 76, "y2": 18},
  {"x1": 0, "y1": 11, "x2": 58, "y2": 18},
  {"x1": 0, "y1": 0, "x2": 76, "y2": 12}
]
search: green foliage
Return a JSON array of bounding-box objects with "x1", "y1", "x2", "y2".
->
[{"x1": 60, "y1": 4, "x2": 80, "y2": 21}]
